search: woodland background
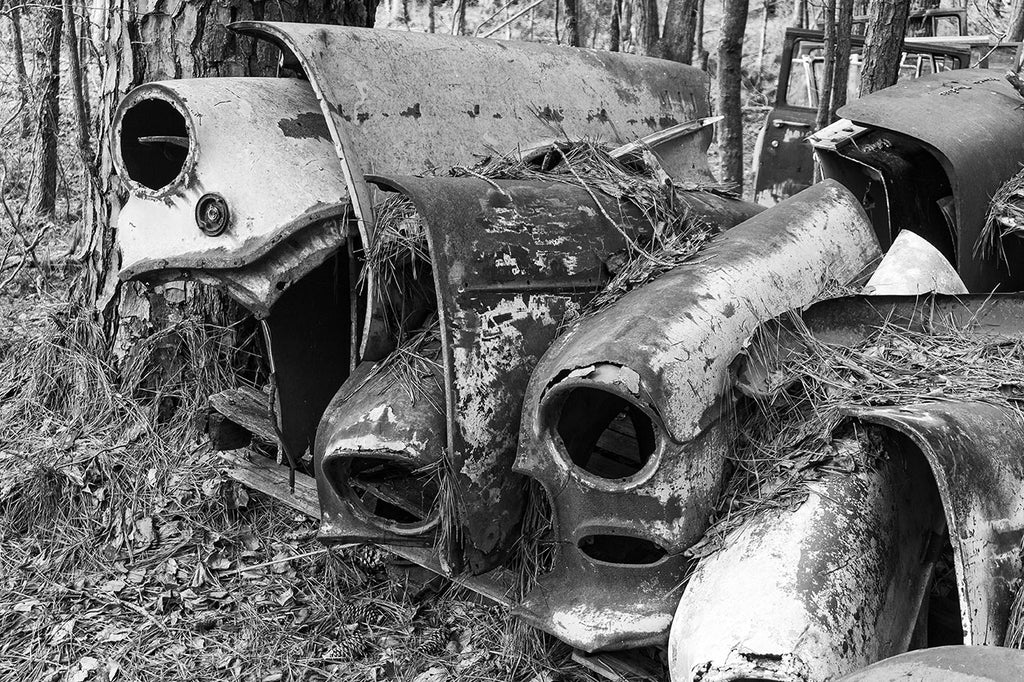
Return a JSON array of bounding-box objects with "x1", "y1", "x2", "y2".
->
[{"x1": 0, "y1": 0, "x2": 1021, "y2": 680}]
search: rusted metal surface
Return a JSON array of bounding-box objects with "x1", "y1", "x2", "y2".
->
[
  {"x1": 316, "y1": 358, "x2": 446, "y2": 546},
  {"x1": 848, "y1": 402, "x2": 1024, "y2": 648},
  {"x1": 365, "y1": 175, "x2": 760, "y2": 573},
  {"x1": 231, "y1": 21, "x2": 714, "y2": 232},
  {"x1": 739, "y1": 294, "x2": 1024, "y2": 647},
  {"x1": 753, "y1": 29, "x2": 969, "y2": 207},
  {"x1": 512, "y1": 180, "x2": 881, "y2": 652},
  {"x1": 669, "y1": 438, "x2": 942, "y2": 682},
  {"x1": 820, "y1": 68, "x2": 1024, "y2": 291},
  {"x1": 836, "y1": 646, "x2": 1024, "y2": 681},
  {"x1": 113, "y1": 77, "x2": 350, "y2": 315}
]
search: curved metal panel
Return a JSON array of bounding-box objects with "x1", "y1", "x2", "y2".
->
[
  {"x1": 114, "y1": 78, "x2": 349, "y2": 290},
  {"x1": 230, "y1": 21, "x2": 715, "y2": 232},
  {"x1": 739, "y1": 293, "x2": 1024, "y2": 647},
  {"x1": 836, "y1": 646, "x2": 1024, "y2": 682},
  {"x1": 669, "y1": 439, "x2": 941, "y2": 682},
  {"x1": 513, "y1": 180, "x2": 881, "y2": 651},
  {"x1": 368, "y1": 174, "x2": 760, "y2": 573},
  {"x1": 835, "y1": 69, "x2": 1024, "y2": 291},
  {"x1": 846, "y1": 402, "x2": 1024, "y2": 647}
]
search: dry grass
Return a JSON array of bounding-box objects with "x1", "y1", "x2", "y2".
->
[
  {"x1": 690, "y1": 303, "x2": 1024, "y2": 558},
  {"x1": 978, "y1": 165, "x2": 1024, "y2": 265},
  {"x1": 0, "y1": 293, "x2": 596, "y2": 682}
]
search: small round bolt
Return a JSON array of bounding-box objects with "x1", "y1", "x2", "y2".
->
[{"x1": 195, "y1": 193, "x2": 230, "y2": 236}]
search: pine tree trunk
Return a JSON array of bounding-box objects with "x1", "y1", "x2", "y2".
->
[
  {"x1": 5, "y1": 1, "x2": 32, "y2": 138},
  {"x1": 637, "y1": 0, "x2": 660, "y2": 55},
  {"x1": 717, "y1": 0, "x2": 748, "y2": 190},
  {"x1": 860, "y1": 0, "x2": 911, "y2": 96},
  {"x1": 1010, "y1": 0, "x2": 1024, "y2": 42},
  {"x1": 830, "y1": 0, "x2": 854, "y2": 118},
  {"x1": 662, "y1": 0, "x2": 698, "y2": 64},
  {"x1": 565, "y1": 0, "x2": 580, "y2": 45},
  {"x1": 792, "y1": 0, "x2": 806, "y2": 29},
  {"x1": 80, "y1": 0, "x2": 380, "y2": 336},
  {"x1": 610, "y1": 0, "x2": 621, "y2": 51},
  {"x1": 30, "y1": 3, "x2": 63, "y2": 218},
  {"x1": 814, "y1": 0, "x2": 836, "y2": 132},
  {"x1": 64, "y1": 0, "x2": 92, "y2": 165}
]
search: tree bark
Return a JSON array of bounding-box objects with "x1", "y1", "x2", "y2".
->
[
  {"x1": 814, "y1": 0, "x2": 837, "y2": 132},
  {"x1": 63, "y1": 0, "x2": 92, "y2": 166},
  {"x1": 610, "y1": 0, "x2": 621, "y2": 51},
  {"x1": 860, "y1": 0, "x2": 911, "y2": 96},
  {"x1": 717, "y1": 0, "x2": 748, "y2": 190},
  {"x1": 29, "y1": 2, "x2": 63, "y2": 218},
  {"x1": 662, "y1": 0, "x2": 698, "y2": 64},
  {"x1": 637, "y1": 0, "x2": 660, "y2": 55},
  {"x1": 792, "y1": 0, "x2": 806, "y2": 28},
  {"x1": 81, "y1": 0, "x2": 380, "y2": 332},
  {"x1": 830, "y1": 0, "x2": 854, "y2": 118},
  {"x1": 695, "y1": 0, "x2": 705, "y2": 64},
  {"x1": 1010, "y1": 0, "x2": 1024, "y2": 42},
  {"x1": 564, "y1": 0, "x2": 580, "y2": 46},
  {"x1": 5, "y1": 0, "x2": 32, "y2": 138}
]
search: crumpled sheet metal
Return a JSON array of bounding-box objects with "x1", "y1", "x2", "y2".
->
[
  {"x1": 113, "y1": 77, "x2": 350, "y2": 315},
  {"x1": 512, "y1": 180, "x2": 882, "y2": 652},
  {"x1": 836, "y1": 646, "x2": 1024, "y2": 682},
  {"x1": 848, "y1": 402, "x2": 1024, "y2": 648},
  {"x1": 231, "y1": 21, "x2": 715, "y2": 231},
  {"x1": 367, "y1": 175, "x2": 761, "y2": 573},
  {"x1": 740, "y1": 294, "x2": 1024, "y2": 647},
  {"x1": 316, "y1": 360, "x2": 446, "y2": 546},
  {"x1": 669, "y1": 439, "x2": 942, "y2": 682},
  {"x1": 833, "y1": 69, "x2": 1024, "y2": 292}
]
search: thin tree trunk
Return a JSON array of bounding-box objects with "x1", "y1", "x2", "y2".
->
[
  {"x1": 756, "y1": 0, "x2": 768, "y2": 73},
  {"x1": 64, "y1": 0, "x2": 92, "y2": 165},
  {"x1": 610, "y1": 0, "x2": 621, "y2": 50},
  {"x1": 30, "y1": 2, "x2": 63, "y2": 218},
  {"x1": 1010, "y1": 0, "x2": 1024, "y2": 41},
  {"x1": 695, "y1": 0, "x2": 704, "y2": 63},
  {"x1": 717, "y1": 0, "x2": 748, "y2": 190},
  {"x1": 793, "y1": 0, "x2": 806, "y2": 28},
  {"x1": 429, "y1": 0, "x2": 435, "y2": 31},
  {"x1": 6, "y1": 1, "x2": 32, "y2": 138},
  {"x1": 637, "y1": 0, "x2": 659, "y2": 55},
  {"x1": 454, "y1": 0, "x2": 466, "y2": 34},
  {"x1": 860, "y1": 0, "x2": 911, "y2": 96},
  {"x1": 662, "y1": 0, "x2": 698, "y2": 64},
  {"x1": 830, "y1": 0, "x2": 854, "y2": 118},
  {"x1": 815, "y1": 0, "x2": 836, "y2": 132},
  {"x1": 565, "y1": 0, "x2": 580, "y2": 45}
]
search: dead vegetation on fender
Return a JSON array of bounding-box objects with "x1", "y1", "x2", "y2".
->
[{"x1": 690, "y1": 308, "x2": 1024, "y2": 558}]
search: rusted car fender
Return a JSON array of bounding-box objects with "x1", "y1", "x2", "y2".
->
[
  {"x1": 512, "y1": 180, "x2": 881, "y2": 652},
  {"x1": 113, "y1": 77, "x2": 350, "y2": 316},
  {"x1": 836, "y1": 646, "x2": 1024, "y2": 681},
  {"x1": 669, "y1": 438, "x2": 942, "y2": 682},
  {"x1": 812, "y1": 69, "x2": 1024, "y2": 292},
  {"x1": 346, "y1": 175, "x2": 761, "y2": 573},
  {"x1": 740, "y1": 294, "x2": 1024, "y2": 647}
]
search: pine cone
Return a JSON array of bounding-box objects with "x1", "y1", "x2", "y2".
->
[
  {"x1": 418, "y1": 626, "x2": 450, "y2": 656},
  {"x1": 334, "y1": 630, "x2": 370, "y2": 660},
  {"x1": 352, "y1": 544, "x2": 388, "y2": 572}
]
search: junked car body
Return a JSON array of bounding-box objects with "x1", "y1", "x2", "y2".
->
[{"x1": 114, "y1": 20, "x2": 1024, "y2": 678}]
